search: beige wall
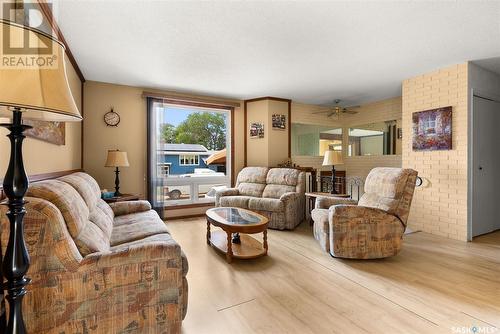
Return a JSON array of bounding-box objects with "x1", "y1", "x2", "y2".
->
[
  {"x1": 291, "y1": 97, "x2": 403, "y2": 181},
  {"x1": 402, "y1": 63, "x2": 469, "y2": 241},
  {"x1": 268, "y1": 100, "x2": 289, "y2": 167},
  {"x1": 245, "y1": 99, "x2": 290, "y2": 167},
  {"x1": 0, "y1": 57, "x2": 82, "y2": 176},
  {"x1": 246, "y1": 100, "x2": 270, "y2": 166},
  {"x1": 83, "y1": 81, "x2": 245, "y2": 204}
]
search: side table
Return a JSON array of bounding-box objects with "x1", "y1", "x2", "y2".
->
[{"x1": 103, "y1": 193, "x2": 140, "y2": 203}]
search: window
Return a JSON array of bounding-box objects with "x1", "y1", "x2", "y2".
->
[
  {"x1": 147, "y1": 98, "x2": 233, "y2": 213},
  {"x1": 179, "y1": 155, "x2": 199, "y2": 166},
  {"x1": 158, "y1": 163, "x2": 170, "y2": 176}
]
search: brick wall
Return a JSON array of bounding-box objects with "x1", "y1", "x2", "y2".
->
[{"x1": 402, "y1": 63, "x2": 469, "y2": 241}]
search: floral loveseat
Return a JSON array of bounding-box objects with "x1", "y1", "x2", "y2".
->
[
  {"x1": 215, "y1": 167, "x2": 305, "y2": 230},
  {"x1": 311, "y1": 167, "x2": 418, "y2": 259},
  {"x1": 0, "y1": 172, "x2": 188, "y2": 333}
]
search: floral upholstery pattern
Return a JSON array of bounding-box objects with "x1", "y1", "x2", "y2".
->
[
  {"x1": 311, "y1": 167, "x2": 418, "y2": 259},
  {"x1": 216, "y1": 167, "x2": 306, "y2": 230},
  {"x1": 0, "y1": 172, "x2": 188, "y2": 333},
  {"x1": 108, "y1": 200, "x2": 152, "y2": 216}
]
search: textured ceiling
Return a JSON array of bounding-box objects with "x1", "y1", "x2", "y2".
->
[{"x1": 54, "y1": 1, "x2": 500, "y2": 105}]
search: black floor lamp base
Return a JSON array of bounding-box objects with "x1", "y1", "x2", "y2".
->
[{"x1": 1, "y1": 108, "x2": 31, "y2": 334}]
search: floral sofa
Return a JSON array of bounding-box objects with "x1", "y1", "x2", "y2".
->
[
  {"x1": 311, "y1": 167, "x2": 418, "y2": 259},
  {"x1": 0, "y1": 172, "x2": 188, "y2": 333},
  {"x1": 215, "y1": 167, "x2": 305, "y2": 230}
]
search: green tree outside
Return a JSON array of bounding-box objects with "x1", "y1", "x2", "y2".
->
[{"x1": 161, "y1": 112, "x2": 226, "y2": 150}]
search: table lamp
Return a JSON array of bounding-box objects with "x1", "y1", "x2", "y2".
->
[
  {"x1": 322, "y1": 150, "x2": 344, "y2": 194},
  {"x1": 0, "y1": 20, "x2": 82, "y2": 333},
  {"x1": 105, "y1": 150, "x2": 130, "y2": 196}
]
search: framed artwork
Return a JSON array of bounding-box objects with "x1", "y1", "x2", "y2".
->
[
  {"x1": 24, "y1": 120, "x2": 66, "y2": 145},
  {"x1": 250, "y1": 122, "x2": 264, "y2": 139},
  {"x1": 272, "y1": 114, "x2": 286, "y2": 130},
  {"x1": 412, "y1": 106, "x2": 452, "y2": 151}
]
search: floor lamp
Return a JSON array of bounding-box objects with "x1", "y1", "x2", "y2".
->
[{"x1": 0, "y1": 20, "x2": 82, "y2": 333}]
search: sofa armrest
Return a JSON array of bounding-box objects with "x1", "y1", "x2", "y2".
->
[
  {"x1": 328, "y1": 205, "x2": 405, "y2": 258},
  {"x1": 109, "y1": 200, "x2": 152, "y2": 216},
  {"x1": 329, "y1": 205, "x2": 403, "y2": 229},
  {"x1": 315, "y1": 196, "x2": 357, "y2": 209},
  {"x1": 215, "y1": 188, "x2": 239, "y2": 206},
  {"x1": 280, "y1": 192, "x2": 301, "y2": 203}
]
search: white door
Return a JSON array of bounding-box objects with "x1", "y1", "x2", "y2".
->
[{"x1": 472, "y1": 95, "x2": 500, "y2": 237}]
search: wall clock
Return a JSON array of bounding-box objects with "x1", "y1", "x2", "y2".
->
[{"x1": 104, "y1": 108, "x2": 120, "y2": 127}]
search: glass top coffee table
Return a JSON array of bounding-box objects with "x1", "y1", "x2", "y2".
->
[{"x1": 206, "y1": 207, "x2": 269, "y2": 263}]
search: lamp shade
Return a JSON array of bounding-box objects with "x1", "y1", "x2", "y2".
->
[
  {"x1": 0, "y1": 20, "x2": 81, "y2": 122},
  {"x1": 323, "y1": 150, "x2": 343, "y2": 166},
  {"x1": 105, "y1": 150, "x2": 130, "y2": 167}
]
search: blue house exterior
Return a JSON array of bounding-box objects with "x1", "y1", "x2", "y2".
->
[{"x1": 157, "y1": 143, "x2": 217, "y2": 176}]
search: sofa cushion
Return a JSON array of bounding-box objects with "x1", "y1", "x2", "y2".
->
[
  {"x1": 28, "y1": 180, "x2": 90, "y2": 238},
  {"x1": 363, "y1": 167, "x2": 408, "y2": 199},
  {"x1": 262, "y1": 184, "x2": 296, "y2": 199},
  {"x1": 358, "y1": 168, "x2": 414, "y2": 217},
  {"x1": 109, "y1": 233, "x2": 188, "y2": 276},
  {"x1": 248, "y1": 197, "x2": 284, "y2": 212},
  {"x1": 236, "y1": 167, "x2": 269, "y2": 197},
  {"x1": 111, "y1": 210, "x2": 169, "y2": 246},
  {"x1": 266, "y1": 168, "x2": 300, "y2": 186},
  {"x1": 59, "y1": 173, "x2": 114, "y2": 238},
  {"x1": 27, "y1": 180, "x2": 110, "y2": 256},
  {"x1": 236, "y1": 167, "x2": 269, "y2": 184},
  {"x1": 237, "y1": 183, "x2": 266, "y2": 197},
  {"x1": 219, "y1": 195, "x2": 253, "y2": 209},
  {"x1": 58, "y1": 173, "x2": 101, "y2": 209}
]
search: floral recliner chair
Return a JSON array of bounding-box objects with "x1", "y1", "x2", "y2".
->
[{"x1": 311, "y1": 167, "x2": 418, "y2": 259}]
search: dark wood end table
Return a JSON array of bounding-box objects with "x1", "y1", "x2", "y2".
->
[{"x1": 103, "y1": 193, "x2": 140, "y2": 203}]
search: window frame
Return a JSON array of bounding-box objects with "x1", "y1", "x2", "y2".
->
[{"x1": 179, "y1": 154, "x2": 200, "y2": 166}]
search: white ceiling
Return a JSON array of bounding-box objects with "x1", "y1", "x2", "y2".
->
[{"x1": 54, "y1": 1, "x2": 500, "y2": 105}]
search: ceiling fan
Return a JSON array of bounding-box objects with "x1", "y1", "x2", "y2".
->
[{"x1": 312, "y1": 99, "x2": 360, "y2": 118}]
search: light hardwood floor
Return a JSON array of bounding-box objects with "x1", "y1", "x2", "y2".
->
[{"x1": 168, "y1": 218, "x2": 500, "y2": 334}]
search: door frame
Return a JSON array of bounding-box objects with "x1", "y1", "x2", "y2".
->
[{"x1": 467, "y1": 89, "x2": 500, "y2": 240}]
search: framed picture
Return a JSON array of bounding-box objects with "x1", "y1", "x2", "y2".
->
[
  {"x1": 250, "y1": 122, "x2": 264, "y2": 139},
  {"x1": 412, "y1": 106, "x2": 452, "y2": 151},
  {"x1": 24, "y1": 120, "x2": 66, "y2": 146},
  {"x1": 272, "y1": 114, "x2": 286, "y2": 130}
]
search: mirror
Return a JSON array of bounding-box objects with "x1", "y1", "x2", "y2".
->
[
  {"x1": 292, "y1": 123, "x2": 342, "y2": 156},
  {"x1": 348, "y1": 120, "x2": 402, "y2": 156}
]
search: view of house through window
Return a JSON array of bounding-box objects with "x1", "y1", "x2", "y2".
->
[{"x1": 151, "y1": 102, "x2": 231, "y2": 207}]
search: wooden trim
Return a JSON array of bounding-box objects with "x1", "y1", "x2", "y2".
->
[
  {"x1": 37, "y1": 1, "x2": 85, "y2": 83},
  {"x1": 81, "y1": 82, "x2": 84, "y2": 169},
  {"x1": 165, "y1": 202, "x2": 214, "y2": 211},
  {"x1": 231, "y1": 108, "x2": 235, "y2": 187},
  {"x1": 142, "y1": 91, "x2": 240, "y2": 108},
  {"x1": 245, "y1": 96, "x2": 292, "y2": 103},
  {"x1": 243, "y1": 97, "x2": 292, "y2": 166},
  {"x1": 244, "y1": 100, "x2": 248, "y2": 167},
  {"x1": 0, "y1": 169, "x2": 83, "y2": 201},
  {"x1": 288, "y1": 100, "x2": 292, "y2": 158}
]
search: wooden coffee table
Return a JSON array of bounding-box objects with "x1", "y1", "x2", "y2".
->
[{"x1": 206, "y1": 207, "x2": 269, "y2": 263}]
